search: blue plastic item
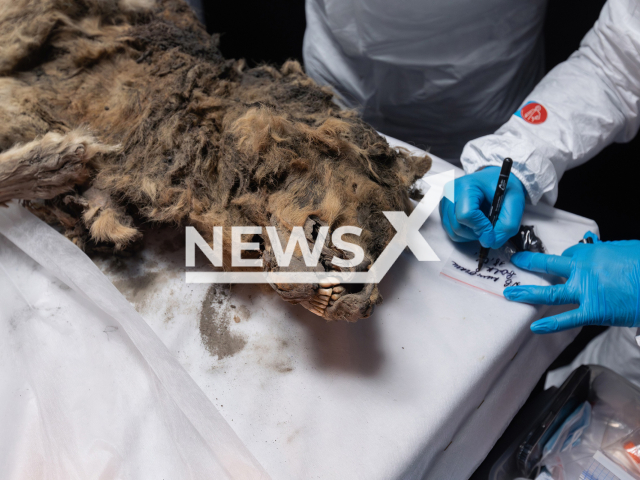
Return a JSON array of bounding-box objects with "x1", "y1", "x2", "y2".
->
[
  {"x1": 440, "y1": 166, "x2": 526, "y2": 249},
  {"x1": 505, "y1": 232, "x2": 640, "y2": 333}
]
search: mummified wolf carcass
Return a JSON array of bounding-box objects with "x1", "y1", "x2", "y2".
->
[{"x1": 0, "y1": 0, "x2": 431, "y2": 322}]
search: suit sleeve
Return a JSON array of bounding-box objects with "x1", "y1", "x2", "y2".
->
[{"x1": 461, "y1": 0, "x2": 640, "y2": 205}]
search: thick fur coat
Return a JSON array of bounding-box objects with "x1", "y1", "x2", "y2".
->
[{"x1": 0, "y1": 0, "x2": 431, "y2": 321}]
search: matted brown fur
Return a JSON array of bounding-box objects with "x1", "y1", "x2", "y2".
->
[{"x1": 0, "y1": 0, "x2": 431, "y2": 322}]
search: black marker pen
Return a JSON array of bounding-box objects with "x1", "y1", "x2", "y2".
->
[{"x1": 478, "y1": 157, "x2": 513, "y2": 271}]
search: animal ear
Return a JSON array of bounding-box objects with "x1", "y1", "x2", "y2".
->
[{"x1": 405, "y1": 154, "x2": 432, "y2": 185}]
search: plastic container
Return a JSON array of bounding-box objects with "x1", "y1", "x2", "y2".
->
[{"x1": 489, "y1": 365, "x2": 640, "y2": 480}]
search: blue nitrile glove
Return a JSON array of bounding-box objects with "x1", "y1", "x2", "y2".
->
[
  {"x1": 439, "y1": 166, "x2": 526, "y2": 249},
  {"x1": 504, "y1": 232, "x2": 640, "y2": 333}
]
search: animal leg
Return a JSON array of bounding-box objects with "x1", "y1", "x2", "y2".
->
[
  {"x1": 0, "y1": 130, "x2": 117, "y2": 204},
  {"x1": 0, "y1": 78, "x2": 99, "y2": 204}
]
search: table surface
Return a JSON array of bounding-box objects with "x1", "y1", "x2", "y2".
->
[{"x1": 87, "y1": 138, "x2": 596, "y2": 479}]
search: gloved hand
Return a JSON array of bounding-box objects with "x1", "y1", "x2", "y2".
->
[
  {"x1": 440, "y1": 166, "x2": 526, "y2": 249},
  {"x1": 504, "y1": 232, "x2": 640, "y2": 333}
]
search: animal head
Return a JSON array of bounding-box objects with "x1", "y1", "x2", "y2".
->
[{"x1": 0, "y1": 0, "x2": 431, "y2": 321}]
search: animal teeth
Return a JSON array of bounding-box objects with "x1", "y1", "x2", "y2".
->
[
  {"x1": 313, "y1": 279, "x2": 344, "y2": 311},
  {"x1": 310, "y1": 307, "x2": 325, "y2": 316},
  {"x1": 319, "y1": 277, "x2": 340, "y2": 288}
]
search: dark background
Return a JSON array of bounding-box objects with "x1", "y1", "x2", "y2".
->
[
  {"x1": 203, "y1": 0, "x2": 306, "y2": 67},
  {"x1": 202, "y1": 0, "x2": 636, "y2": 476}
]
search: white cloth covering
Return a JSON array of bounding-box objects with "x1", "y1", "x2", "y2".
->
[
  {"x1": 462, "y1": 0, "x2": 640, "y2": 205},
  {"x1": 303, "y1": 0, "x2": 547, "y2": 161},
  {"x1": 0, "y1": 138, "x2": 600, "y2": 479},
  {"x1": 0, "y1": 207, "x2": 269, "y2": 479}
]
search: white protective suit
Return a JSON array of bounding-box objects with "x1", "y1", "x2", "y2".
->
[
  {"x1": 305, "y1": 0, "x2": 640, "y2": 203},
  {"x1": 462, "y1": 0, "x2": 640, "y2": 394},
  {"x1": 303, "y1": 0, "x2": 548, "y2": 161},
  {"x1": 462, "y1": 0, "x2": 640, "y2": 205}
]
